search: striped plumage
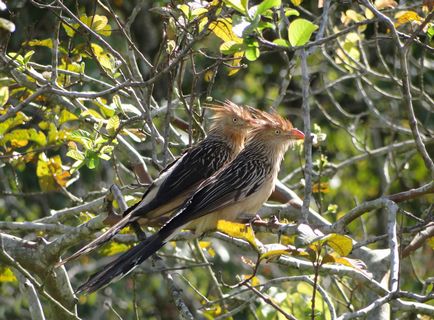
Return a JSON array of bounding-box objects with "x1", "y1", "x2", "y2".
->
[
  {"x1": 76, "y1": 111, "x2": 304, "y2": 294},
  {"x1": 57, "y1": 101, "x2": 258, "y2": 267}
]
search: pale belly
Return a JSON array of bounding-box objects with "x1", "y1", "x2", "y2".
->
[{"x1": 187, "y1": 176, "x2": 276, "y2": 235}]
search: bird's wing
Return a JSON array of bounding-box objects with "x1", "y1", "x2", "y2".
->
[{"x1": 163, "y1": 156, "x2": 269, "y2": 233}]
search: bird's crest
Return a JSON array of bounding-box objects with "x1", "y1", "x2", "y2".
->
[
  {"x1": 206, "y1": 100, "x2": 253, "y2": 121},
  {"x1": 251, "y1": 109, "x2": 294, "y2": 131}
]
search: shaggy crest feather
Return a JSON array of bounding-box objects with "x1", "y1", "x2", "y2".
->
[{"x1": 206, "y1": 100, "x2": 253, "y2": 123}]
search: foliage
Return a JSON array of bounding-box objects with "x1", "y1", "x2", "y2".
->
[{"x1": 0, "y1": 0, "x2": 433, "y2": 319}]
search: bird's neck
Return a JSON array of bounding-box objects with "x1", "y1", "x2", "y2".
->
[
  {"x1": 246, "y1": 139, "x2": 290, "y2": 171},
  {"x1": 208, "y1": 127, "x2": 245, "y2": 155}
]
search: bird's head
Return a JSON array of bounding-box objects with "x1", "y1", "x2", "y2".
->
[
  {"x1": 207, "y1": 100, "x2": 260, "y2": 133},
  {"x1": 248, "y1": 110, "x2": 305, "y2": 146}
]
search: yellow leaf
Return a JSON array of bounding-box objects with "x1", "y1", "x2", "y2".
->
[
  {"x1": 427, "y1": 237, "x2": 434, "y2": 249},
  {"x1": 394, "y1": 11, "x2": 422, "y2": 29},
  {"x1": 26, "y1": 38, "x2": 53, "y2": 48},
  {"x1": 322, "y1": 234, "x2": 353, "y2": 256},
  {"x1": 0, "y1": 86, "x2": 9, "y2": 108},
  {"x1": 90, "y1": 43, "x2": 116, "y2": 72},
  {"x1": 2, "y1": 128, "x2": 47, "y2": 147},
  {"x1": 323, "y1": 253, "x2": 367, "y2": 271},
  {"x1": 106, "y1": 115, "x2": 120, "y2": 135},
  {"x1": 99, "y1": 242, "x2": 131, "y2": 256},
  {"x1": 312, "y1": 182, "x2": 329, "y2": 193},
  {"x1": 260, "y1": 249, "x2": 292, "y2": 261},
  {"x1": 216, "y1": 220, "x2": 257, "y2": 248},
  {"x1": 59, "y1": 109, "x2": 78, "y2": 124},
  {"x1": 291, "y1": 0, "x2": 303, "y2": 6},
  {"x1": 81, "y1": 108, "x2": 105, "y2": 120},
  {"x1": 199, "y1": 241, "x2": 211, "y2": 249},
  {"x1": 242, "y1": 274, "x2": 260, "y2": 286},
  {"x1": 204, "y1": 70, "x2": 214, "y2": 82},
  {"x1": 228, "y1": 51, "x2": 244, "y2": 76},
  {"x1": 37, "y1": 153, "x2": 71, "y2": 191},
  {"x1": 209, "y1": 18, "x2": 242, "y2": 43},
  {"x1": 80, "y1": 15, "x2": 112, "y2": 36},
  {"x1": 0, "y1": 267, "x2": 17, "y2": 282}
]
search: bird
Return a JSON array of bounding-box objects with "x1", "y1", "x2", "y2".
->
[
  {"x1": 56, "y1": 101, "x2": 260, "y2": 267},
  {"x1": 76, "y1": 111, "x2": 304, "y2": 294}
]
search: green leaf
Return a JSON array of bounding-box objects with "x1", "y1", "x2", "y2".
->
[
  {"x1": 223, "y1": 0, "x2": 247, "y2": 14},
  {"x1": 59, "y1": 109, "x2": 79, "y2": 124},
  {"x1": 285, "y1": 8, "x2": 300, "y2": 17},
  {"x1": 273, "y1": 38, "x2": 290, "y2": 47},
  {"x1": 0, "y1": 86, "x2": 9, "y2": 107},
  {"x1": 245, "y1": 45, "x2": 260, "y2": 61},
  {"x1": 106, "y1": 115, "x2": 120, "y2": 135},
  {"x1": 62, "y1": 21, "x2": 77, "y2": 37},
  {"x1": 427, "y1": 25, "x2": 434, "y2": 41},
  {"x1": 288, "y1": 18, "x2": 318, "y2": 46},
  {"x1": 66, "y1": 149, "x2": 85, "y2": 161},
  {"x1": 85, "y1": 151, "x2": 100, "y2": 169},
  {"x1": 255, "y1": 0, "x2": 281, "y2": 17}
]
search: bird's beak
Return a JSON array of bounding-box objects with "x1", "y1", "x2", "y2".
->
[{"x1": 288, "y1": 128, "x2": 305, "y2": 140}]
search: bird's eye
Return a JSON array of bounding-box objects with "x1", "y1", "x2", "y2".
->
[
  {"x1": 232, "y1": 117, "x2": 238, "y2": 122},
  {"x1": 275, "y1": 129, "x2": 281, "y2": 135}
]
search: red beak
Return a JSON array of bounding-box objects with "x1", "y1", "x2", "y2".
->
[{"x1": 289, "y1": 128, "x2": 305, "y2": 140}]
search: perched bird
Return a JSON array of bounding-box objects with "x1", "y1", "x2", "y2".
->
[
  {"x1": 57, "y1": 101, "x2": 259, "y2": 266},
  {"x1": 76, "y1": 111, "x2": 304, "y2": 294}
]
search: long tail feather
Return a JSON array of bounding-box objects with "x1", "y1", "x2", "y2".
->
[
  {"x1": 75, "y1": 232, "x2": 166, "y2": 294},
  {"x1": 56, "y1": 213, "x2": 135, "y2": 267}
]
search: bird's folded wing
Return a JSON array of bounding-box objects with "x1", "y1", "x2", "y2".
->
[{"x1": 163, "y1": 158, "x2": 268, "y2": 233}]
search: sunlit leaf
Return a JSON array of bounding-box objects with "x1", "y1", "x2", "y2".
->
[
  {"x1": 66, "y1": 149, "x2": 85, "y2": 161},
  {"x1": 106, "y1": 115, "x2": 120, "y2": 135},
  {"x1": 0, "y1": 267, "x2": 17, "y2": 282},
  {"x1": 37, "y1": 153, "x2": 71, "y2": 191},
  {"x1": 80, "y1": 15, "x2": 112, "y2": 36},
  {"x1": 223, "y1": 0, "x2": 248, "y2": 14},
  {"x1": 291, "y1": 0, "x2": 303, "y2": 6},
  {"x1": 288, "y1": 18, "x2": 318, "y2": 46},
  {"x1": 273, "y1": 38, "x2": 290, "y2": 47},
  {"x1": 323, "y1": 253, "x2": 368, "y2": 271},
  {"x1": 253, "y1": 0, "x2": 281, "y2": 18},
  {"x1": 313, "y1": 234, "x2": 353, "y2": 256},
  {"x1": 2, "y1": 128, "x2": 47, "y2": 147},
  {"x1": 245, "y1": 43, "x2": 260, "y2": 61},
  {"x1": 90, "y1": 43, "x2": 117, "y2": 73},
  {"x1": 312, "y1": 182, "x2": 330, "y2": 193},
  {"x1": 228, "y1": 51, "x2": 244, "y2": 76},
  {"x1": 394, "y1": 11, "x2": 422, "y2": 29},
  {"x1": 0, "y1": 111, "x2": 30, "y2": 135},
  {"x1": 209, "y1": 18, "x2": 243, "y2": 43},
  {"x1": 59, "y1": 109, "x2": 79, "y2": 124},
  {"x1": 0, "y1": 86, "x2": 9, "y2": 107},
  {"x1": 216, "y1": 220, "x2": 258, "y2": 249},
  {"x1": 26, "y1": 38, "x2": 53, "y2": 48},
  {"x1": 81, "y1": 108, "x2": 105, "y2": 120},
  {"x1": 99, "y1": 242, "x2": 131, "y2": 256}
]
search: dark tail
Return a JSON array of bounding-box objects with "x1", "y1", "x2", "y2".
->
[
  {"x1": 75, "y1": 232, "x2": 167, "y2": 294},
  {"x1": 56, "y1": 213, "x2": 135, "y2": 267}
]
